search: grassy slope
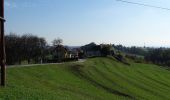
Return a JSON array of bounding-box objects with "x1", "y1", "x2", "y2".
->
[{"x1": 1, "y1": 57, "x2": 170, "y2": 100}]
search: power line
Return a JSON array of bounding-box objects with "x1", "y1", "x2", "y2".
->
[{"x1": 116, "y1": 0, "x2": 170, "y2": 11}]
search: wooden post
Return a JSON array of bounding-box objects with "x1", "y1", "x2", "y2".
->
[{"x1": 0, "y1": 0, "x2": 6, "y2": 86}]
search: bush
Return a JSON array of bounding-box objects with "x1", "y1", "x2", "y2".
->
[{"x1": 115, "y1": 53, "x2": 130, "y2": 65}]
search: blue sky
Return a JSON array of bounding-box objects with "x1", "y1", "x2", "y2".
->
[{"x1": 4, "y1": 0, "x2": 170, "y2": 47}]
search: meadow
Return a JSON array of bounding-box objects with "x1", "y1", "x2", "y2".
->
[{"x1": 1, "y1": 57, "x2": 170, "y2": 100}]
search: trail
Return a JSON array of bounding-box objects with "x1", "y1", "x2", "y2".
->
[{"x1": 7, "y1": 59, "x2": 86, "y2": 68}]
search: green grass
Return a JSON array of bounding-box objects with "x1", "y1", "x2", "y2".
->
[{"x1": 1, "y1": 57, "x2": 170, "y2": 100}]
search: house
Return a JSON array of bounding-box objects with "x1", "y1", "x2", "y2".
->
[
  {"x1": 66, "y1": 48, "x2": 79, "y2": 59},
  {"x1": 70, "y1": 48, "x2": 79, "y2": 58},
  {"x1": 52, "y1": 45, "x2": 79, "y2": 62},
  {"x1": 53, "y1": 45, "x2": 68, "y2": 62}
]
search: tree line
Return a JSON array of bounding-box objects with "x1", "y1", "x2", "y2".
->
[
  {"x1": 5, "y1": 33, "x2": 76, "y2": 65},
  {"x1": 5, "y1": 33, "x2": 47, "y2": 65},
  {"x1": 113, "y1": 45, "x2": 170, "y2": 67},
  {"x1": 112, "y1": 44, "x2": 148, "y2": 56},
  {"x1": 144, "y1": 48, "x2": 170, "y2": 66},
  {"x1": 5, "y1": 33, "x2": 170, "y2": 67}
]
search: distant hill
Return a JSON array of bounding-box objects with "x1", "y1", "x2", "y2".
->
[
  {"x1": 1, "y1": 57, "x2": 170, "y2": 99},
  {"x1": 65, "y1": 45, "x2": 81, "y2": 49}
]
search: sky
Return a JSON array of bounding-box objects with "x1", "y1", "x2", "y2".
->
[{"x1": 4, "y1": 0, "x2": 170, "y2": 47}]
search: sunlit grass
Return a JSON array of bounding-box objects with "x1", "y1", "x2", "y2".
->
[{"x1": 0, "y1": 57, "x2": 170, "y2": 100}]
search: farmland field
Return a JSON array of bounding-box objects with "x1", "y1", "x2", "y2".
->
[{"x1": 1, "y1": 57, "x2": 170, "y2": 100}]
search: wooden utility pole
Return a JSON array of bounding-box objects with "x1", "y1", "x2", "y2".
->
[{"x1": 0, "y1": 0, "x2": 6, "y2": 86}]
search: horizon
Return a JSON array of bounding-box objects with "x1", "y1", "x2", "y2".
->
[{"x1": 4, "y1": 0, "x2": 170, "y2": 47}]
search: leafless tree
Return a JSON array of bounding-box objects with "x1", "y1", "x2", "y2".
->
[{"x1": 52, "y1": 38, "x2": 63, "y2": 46}]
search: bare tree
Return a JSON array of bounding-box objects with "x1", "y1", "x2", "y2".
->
[{"x1": 52, "y1": 38, "x2": 63, "y2": 46}]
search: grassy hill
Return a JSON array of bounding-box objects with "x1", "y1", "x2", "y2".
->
[{"x1": 1, "y1": 57, "x2": 170, "y2": 100}]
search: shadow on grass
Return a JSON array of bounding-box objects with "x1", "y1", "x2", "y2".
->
[{"x1": 69, "y1": 64, "x2": 134, "y2": 99}]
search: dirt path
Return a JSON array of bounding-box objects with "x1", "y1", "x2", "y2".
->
[{"x1": 7, "y1": 59, "x2": 86, "y2": 68}]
